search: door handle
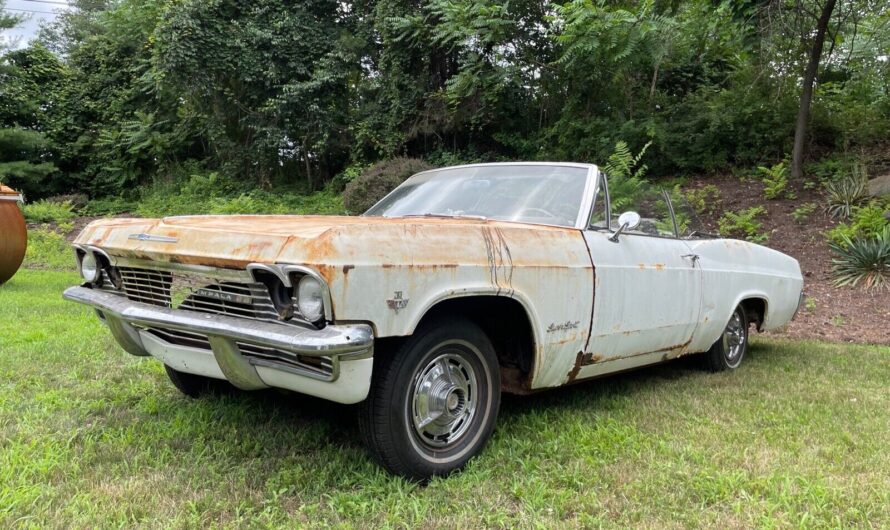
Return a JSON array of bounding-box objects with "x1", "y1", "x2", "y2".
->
[{"x1": 682, "y1": 254, "x2": 700, "y2": 266}]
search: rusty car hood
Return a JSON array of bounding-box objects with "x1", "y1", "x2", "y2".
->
[{"x1": 74, "y1": 214, "x2": 582, "y2": 279}]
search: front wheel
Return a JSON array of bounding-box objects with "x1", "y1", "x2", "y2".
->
[
  {"x1": 359, "y1": 318, "x2": 501, "y2": 481},
  {"x1": 703, "y1": 305, "x2": 749, "y2": 372}
]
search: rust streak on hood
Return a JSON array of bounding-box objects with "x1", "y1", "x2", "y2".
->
[{"x1": 74, "y1": 215, "x2": 581, "y2": 272}]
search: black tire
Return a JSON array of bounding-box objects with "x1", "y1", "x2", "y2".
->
[
  {"x1": 359, "y1": 318, "x2": 501, "y2": 481},
  {"x1": 164, "y1": 365, "x2": 231, "y2": 398},
  {"x1": 703, "y1": 304, "x2": 749, "y2": 372}
]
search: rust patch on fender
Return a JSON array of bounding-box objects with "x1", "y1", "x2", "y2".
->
[{"x1": 567, "y1": 351, "x2": 585, "y2": 383}]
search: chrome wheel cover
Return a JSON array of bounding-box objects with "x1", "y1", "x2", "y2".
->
[
  {"x1": 723, "y1": 310, "x2": 746, "y2": 366},
  {"x1": 410, "y1": 351, "x2": 478, "y2": 448}
]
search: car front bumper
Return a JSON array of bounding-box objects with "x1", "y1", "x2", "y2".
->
[{"x1": 63, "y1": 286, "x2": 374, "y2": 404}]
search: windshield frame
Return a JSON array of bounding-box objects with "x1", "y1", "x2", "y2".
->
[{"x1": 363, "y1": 162, "x2": 600, "y2": 230}]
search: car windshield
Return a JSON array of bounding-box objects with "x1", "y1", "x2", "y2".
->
[{"x1": 364, "y1": 165, "x2": 589, "y2": 227}]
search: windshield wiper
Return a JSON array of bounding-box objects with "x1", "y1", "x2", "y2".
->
[{"x1": 396, "y1": 213, "x2": 489, "y2": 221}]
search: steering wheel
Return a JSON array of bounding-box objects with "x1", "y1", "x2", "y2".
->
[{"x1": 518, "y1": 207, "x2": 560, "y2": 220}]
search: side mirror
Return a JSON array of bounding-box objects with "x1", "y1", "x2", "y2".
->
[{"x1": 608, "y1": 211, "x2": 641, "y2": 242}]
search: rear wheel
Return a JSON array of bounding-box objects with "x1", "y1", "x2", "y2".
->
[
  {"x1": 164, "y1": 365, "x2": 231, "y2": 398},
  {"x1": 359, "y1": 318, "x2": 501, "y2": 481},
  {"x1": 703, "y1": 305, "x2": 748, "y2": 372}
]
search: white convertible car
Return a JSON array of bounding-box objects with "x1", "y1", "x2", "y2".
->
[{"x1": 64, "y1": 163, "x2": 804, "y2": 479}]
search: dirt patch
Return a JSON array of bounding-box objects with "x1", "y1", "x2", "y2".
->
[{"x1": 688, "y1": 175, "x2": 889, "y2": 345}]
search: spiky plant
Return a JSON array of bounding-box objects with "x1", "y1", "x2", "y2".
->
[
  {"x1": 829, "y1": 226, "x2": 890, "y2": 291},
  {"x1": 824, "y1": 167, "x2": 869, "y2": 220}
]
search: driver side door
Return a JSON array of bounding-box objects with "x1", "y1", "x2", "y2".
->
[{"x1": 582, "y1": 174, "x2": 702, "y2": 363}]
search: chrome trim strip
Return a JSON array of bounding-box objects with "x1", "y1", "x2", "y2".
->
[
  {"x1": 0, "y1": 194, "x2": 23, "y2": 202},
  {"x1": 63, "y1": 286, "x2": 371, "y2": 357},
  {"x1": 112, "y1": 256, "x2": 254, "y2": 282},
  {"x1": 128, "y1": 233, "x2": 179, "y2": 243},
  {"x1": 248, "y1": 263, "x2": 292, "y2": 287}
]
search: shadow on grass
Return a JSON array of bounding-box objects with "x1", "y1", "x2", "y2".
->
[{"x1": 126, "y1": 342, "x2": 773, "y2": 484}]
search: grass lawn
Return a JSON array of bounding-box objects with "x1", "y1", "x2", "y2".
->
[{"x1": 1, "y1": 269, "x2": 888, "y2": 528}]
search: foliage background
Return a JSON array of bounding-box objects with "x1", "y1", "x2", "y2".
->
[{"x1": 0, "y1": 0, "x2": 888, "y2": 202}]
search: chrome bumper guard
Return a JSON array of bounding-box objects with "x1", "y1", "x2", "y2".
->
[{"x1": 63, "y1": 286, "x2": 373, "y2": 391}]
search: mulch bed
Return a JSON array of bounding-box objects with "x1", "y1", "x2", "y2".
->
[{"x1": 690, "y1": 175, "x2": 889, "y2": 346}]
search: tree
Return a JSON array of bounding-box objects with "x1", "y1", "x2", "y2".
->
[
  {"x1": 0, "y1": 5, "x2": 59, "y2": 197},
  {"x1": 791, "y1": 0, "x2": 840, "y2": 179}
]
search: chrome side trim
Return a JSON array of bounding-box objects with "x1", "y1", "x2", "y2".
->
[{"x1": 0, "y1": 193, "x2": 23, "y2": 202}]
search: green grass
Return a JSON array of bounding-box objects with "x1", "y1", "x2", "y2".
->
[{"x1": 1, "y1": 270, "x2": 888, "y2": 528}]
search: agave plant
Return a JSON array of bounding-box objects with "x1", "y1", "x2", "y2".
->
[
  {"x1": 829, "y1": 226, "x2": 890, "y2": 291},
  {"x1": 824, "y1": 166, "x2": 869, "y2": 220}
]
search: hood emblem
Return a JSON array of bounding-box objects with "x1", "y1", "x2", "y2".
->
[{"x1": 129, "y1": 233, "x2": 179, "y2": 243}]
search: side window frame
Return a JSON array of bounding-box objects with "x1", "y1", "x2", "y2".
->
[
  {"x1": 592, "y1": 178, "x2": 681, "y2": 240},
  {"x1": 587, "y1": 170, "x2": 612, "y2": 232}
]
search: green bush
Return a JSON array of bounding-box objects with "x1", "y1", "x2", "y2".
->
[
  {"x1": 791, "y1": 203, "x2": 817, "y2": 224},
  {"x1": 22, "y1": 200, "x2": 76, "y2": 224},
  {"x1": 829, "y1": 226, "x2": 890, "y2": 291},
  {"x1": 718, "y1": 206, "x2": 768, "y2": 242},
  {"x1": 825, "y1": 204, "x2": 890, "y2": 247},
  {"x1": 683, "y1": 184, "x2": 721, "y2": 215},
  {"x1": 342, "y1": 158, "x2": 434, "y2": 214},
  {"x1": 23, "y1": 228, "x2": 74, "y2": 271},
  {"x1": 81, "y1": 196, "x2": 136, "y2": 216}
]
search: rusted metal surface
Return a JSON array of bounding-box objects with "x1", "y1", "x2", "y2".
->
[
  {"x1": 0, "y1": 185, "x2": 26, "y2": 284},
  {"x1": 74, "y1": 214, "x2": 595, "y2": 389}
]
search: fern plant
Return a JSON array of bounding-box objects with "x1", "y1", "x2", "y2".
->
[
  {"x1": 829, "y1": 226, "x2": 890, "y2": 291},
  {"x1": 757, "y1": 162, "x2": 788, "y2": 200},
  {"x1": 602, "y1": 140, "x2": 651, "y2": 213},
  {"x1": 718, "y1": 206, "x2": 768, "y2": 242}
]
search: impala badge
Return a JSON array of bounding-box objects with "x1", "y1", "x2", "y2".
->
[
  {"x1": 387, "y1": 291, "x2": 409, "y2": 313},
  {"x1": 128, "y1": 233, "x2": 179, "y2": 243}
]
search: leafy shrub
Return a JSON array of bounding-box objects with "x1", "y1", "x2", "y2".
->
[
  {"x1": 23, "y1": 228, "x2": 74, "y2": 271},
  {"x1": 758, "y1": 162, "x2": 789, "y2": 200},
  {"x1": 824, "y1": 170, "x2": 869, "y2": 219},
  {"x1": 683, "y1": 184, "x2": 721, "y2": 215},
  {"x1": 22, "y1": 200, "x2": 76, "y2": 224},
  {"x1": 829, "y1": 226, "x2": 890, "y2": 291},
  {"x1": 792, "y1": 203, "x2": 817, "y2": 223},
  {"x1": 81, "y1": 197, "x2": 136, "y2": 216},
  {"x1": 825, "y1": 204, "x2": 890, "y2": 247},
  {"x1": 343, "y1": 158, "x2": 433, "y2": 214},
  {"x1": 718, "y1": 206, "x2": 768, "y2": 242}
]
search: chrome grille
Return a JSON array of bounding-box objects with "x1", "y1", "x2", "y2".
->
[
  {"x1": 144, "y1": 327, "x2": 334, "y2": 379},
  {"x1": 117, "y1": 267, "x2": 287, "y2": 325}
]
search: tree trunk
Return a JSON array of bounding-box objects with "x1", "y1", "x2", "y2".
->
[{"x1": 791, "y1": 0, "x2": 838, "y2": 179}]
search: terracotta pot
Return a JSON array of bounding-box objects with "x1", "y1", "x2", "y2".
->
[{"x1": 0, "y1": 184, "x2": 27, "y2": 284}]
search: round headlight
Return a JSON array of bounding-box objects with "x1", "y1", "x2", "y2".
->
[
  {"x1": 80, "y1": 252, "x2": 101, "y2": 283},
  {"x1": 296, "y1": 275, "x2": 325, "y2": 323}
]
